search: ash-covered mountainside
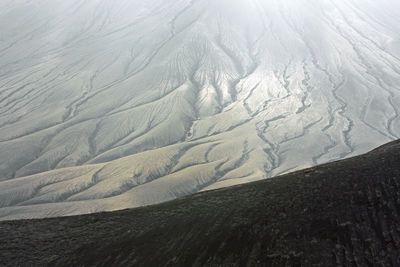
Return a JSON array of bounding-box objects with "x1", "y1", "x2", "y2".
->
[
  {"x1": 1, "y1": 0, "x2": 400, "y2": 219},
  {"x1": 1, "y1": 139, "x2": 400, "y2": 266}
]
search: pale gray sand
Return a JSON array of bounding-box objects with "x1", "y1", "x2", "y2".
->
[{"x1": 0, "y1": 0, "x2": 400, "y2": 219}]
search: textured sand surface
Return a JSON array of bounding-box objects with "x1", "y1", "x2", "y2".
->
[{"x1": 0, "y1": 0, "x2": 400, "y2": 219}]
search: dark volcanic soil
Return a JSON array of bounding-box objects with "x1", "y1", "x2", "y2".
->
[{"x1": 1, "y1": 140, "x2": 400, "y2": 266}]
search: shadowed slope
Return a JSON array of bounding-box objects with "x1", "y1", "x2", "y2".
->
[{"x1": 1, "y1": 140, "x2": 400, "y2": 266}]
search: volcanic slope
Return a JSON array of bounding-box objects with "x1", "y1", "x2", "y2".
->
[
  {"x1": 1, "y1": 139, "x2": 400, "y2": 266},
  {"x1": 1, "y1": 0, "x2": 400, "y2": 218}
]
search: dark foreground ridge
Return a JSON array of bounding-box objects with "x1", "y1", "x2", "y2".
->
[{"x1": 1, "y1": 140, "x2": 400, "y2": 266}]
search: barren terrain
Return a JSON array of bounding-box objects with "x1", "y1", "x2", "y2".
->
[
  {"x1": 1, "y1": 0, "x2": 400, "y2": 219},
  {"x1": 1, "y1": 139, "x2": 399, "y2": 266}
]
